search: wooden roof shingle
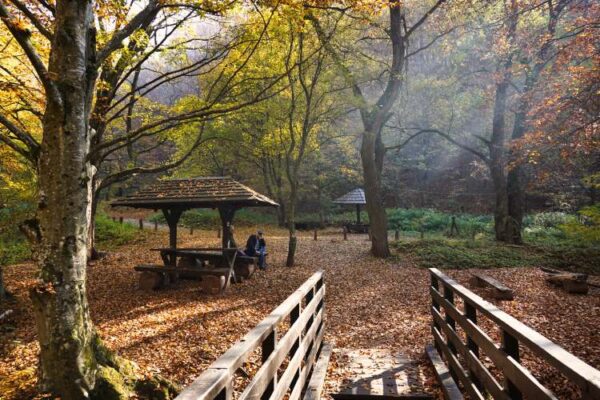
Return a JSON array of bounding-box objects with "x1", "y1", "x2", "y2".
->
[
  {"x1": 111, "y1": 177, "x2": 279, "y2": 209},
  {"x1": 333, "y1": 188, "x2": 366, "y2": 205}
]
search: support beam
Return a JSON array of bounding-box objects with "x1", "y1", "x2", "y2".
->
[
  {"x1": 219, "y1": 206, "x2": 237, "y2": 250},
  {"x1": 162, "y1": 208, "x2": 183, "y2": 265}
]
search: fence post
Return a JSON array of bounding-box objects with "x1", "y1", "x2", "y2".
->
[
  {"x1": 154, "y1": 220, "x2": 158, "y2": 231},
  {"x1": 443, "y1": 284, "x2": 457, "y2": 355},
  {"x1": 190, "y1": 226, "x2": 194, "y2": 235},
  {"x1": 290, "y1": 300, "x2": 302, "y2": 389},
  {"x1": 313, "y1": 229, "x2": 318, "y2": 241},
  {"x1": 343, "y1": 227, "x2": 347, "y2": 241},
  {"x1": 119, "y1": 216, "x2": 123, "y2": 224},
  {"x1": 262, "y1": 329, "x2": 277, "y2": 400},
  {"x1": 138, "y1": 219, "x2": 143, "y2": 230},
  {"x1": 465, "y1": 302, "x2": 482, "y2": 389},
  {"x1": 502, "y1": 331, "x2": 522, "y2": 399},
  {"x1": 394, "y1": 229, "x2": 399, "y2": 240},
  {"x1": 430, "y1": 273, "x2": 441, "y2": 353},
  {"x1": 217, "y1": 228, "x2": 221, "y2": 238}
]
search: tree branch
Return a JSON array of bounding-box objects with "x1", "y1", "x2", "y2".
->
[
  {"x1": 95, "y1": 0, "x2": 160, "y2": 66},
  {"x1": 0, "y1": 0, "x2": 58, "y2": 100},
  {"x1": 7, "y1": 0, "x2": 52, "y2": 39}
]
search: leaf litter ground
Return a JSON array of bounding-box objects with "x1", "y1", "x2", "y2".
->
[{"x1": 0, "y1": 227, "x2": 598, "y2": 399}]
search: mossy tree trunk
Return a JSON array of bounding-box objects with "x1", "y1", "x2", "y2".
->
[{"x1": 6, "y1": 0, "x2": 154, "y2": 397}]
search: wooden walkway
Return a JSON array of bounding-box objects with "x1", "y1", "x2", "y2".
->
[{"x1": 332, "y1": 348, "x2": 433, "y2": 400}]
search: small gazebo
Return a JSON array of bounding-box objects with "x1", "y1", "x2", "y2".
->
[
  {"x1": 111, "y1": 177, "x2": 278, "y2": 250},
  {"x1": 333, "y1": 188, "x2": 366, "y2": 224}
]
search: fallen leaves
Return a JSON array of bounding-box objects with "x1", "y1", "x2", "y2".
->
[{"x1": 0, "y1": 227, "x2": 598, "y2": 400}]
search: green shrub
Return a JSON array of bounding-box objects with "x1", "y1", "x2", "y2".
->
[
  {"x1": 558, "y1": 204, "x2": 600, "y2": 242},
  {"x1": 0, "y1": 236, "x2": 31, "y2": 265},
  {"x1": 149, "y1": 208, "x2": 277, "y2": 228},
  {"x1": 393, "y1": 239, "x2": 540, "y2": 269},
  {"x1": 95, "y1": 214, "x2": 141, "y2": 248},
  {"x1": 387, "y1": 208, "x2": 491, "y2": 238},
  {"x1": 523, "y1": 211, "x2": 576, "y2": 229}
]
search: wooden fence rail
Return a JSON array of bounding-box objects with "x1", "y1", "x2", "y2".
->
[
  {"x1": 429, "y1": 268, "x2": 600, "y2": 400},
  {"x1": 176, "y1": 271, "x2": 326, "y2": 400}
]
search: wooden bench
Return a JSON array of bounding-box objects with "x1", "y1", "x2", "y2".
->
[
  {"x1": 134, "y1": 265, "x2": 231, "y2": 294},
  {"x1": 469, "y1": 272, "x2": 514, "y2": 300},
  {"x1": 175, "y1": 271, "x2": 329, "y2": 400},
  {"x1": 541, "y1": 267, "x2": 590, "y2": 294}
]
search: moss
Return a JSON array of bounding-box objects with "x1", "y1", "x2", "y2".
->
[
  {"x1": 91, "y1": 366, "x2": 130, "y2": 400},
  {"x1": 90, "y1": 333, "x2": 178, "y2": 399},
  {"x1": 135, "y1": 375, "x2": 181, "y2": 400}
]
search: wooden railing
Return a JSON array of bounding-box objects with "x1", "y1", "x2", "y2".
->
[
  {"x1": 429, "y1": 268, "x2": 600, "y2": 400},
  {"x1": 176, "y1": 271, "x2": 325, "y2": 400}
]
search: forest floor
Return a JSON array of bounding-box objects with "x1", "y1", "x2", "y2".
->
[{"x1": 1, "y1": 226, "x2": 599, "y2": 399}]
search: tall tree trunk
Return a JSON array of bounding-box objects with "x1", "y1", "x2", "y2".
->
[
  {"x1": 0, "y1": 265, "x2": 7, "y2": 300},
  {"x1": 506, "y1": 107, "x2": 526, "y2": 244},
  {"x1": 87, "y1": 178, "x2": 102, "y2": 260},
  {"x1": 30, "y1": 1, "x2": 99, "y2": 397},
  {"x1": 489, "y1": 73, "x2": 516, "y2": 243},
  {"x1": 489, "y1": 1, "x2": 519, "y2": 244},
  {"x1": 286, "y1": 184, "x2": 297, "y2": 267},
  {"x1": 361, "y1": 129, "x2": 390, "y2": 257}
]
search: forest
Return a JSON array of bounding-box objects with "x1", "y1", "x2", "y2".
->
[{"x1": 0, "y1": 0, "x2": 599, "y2": 399}]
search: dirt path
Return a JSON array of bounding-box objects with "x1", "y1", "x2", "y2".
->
[{"x1": 1, "y1": 227, "x2": 598, "y2": 399}]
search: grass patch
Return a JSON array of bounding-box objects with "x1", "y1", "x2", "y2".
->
[
  {"x1": 96, "y1": 214, "x2": 146, "y2": 249},
  {"x1": 149, "y1": 208, "x2": 277, "y2": 228},
  {"x1": 0, "y1": 235, "x2": 31, "y2": 265},
  {"x1": 392, "y1": 238, "x2": 600, "y2": 274}
]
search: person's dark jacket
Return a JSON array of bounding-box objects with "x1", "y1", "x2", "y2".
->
[{"x1": 245, "y1": 234, "x2": 258, "y2": 256}]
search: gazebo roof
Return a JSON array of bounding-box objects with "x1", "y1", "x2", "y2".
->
[
  {"x1": 111, "y1": 177, "x2": 279, "y2": 209},
  {"x1": 333, "y1": 188, "x2": 366, "y2": 205}
]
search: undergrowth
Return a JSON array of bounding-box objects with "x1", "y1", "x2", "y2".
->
[
  {"x1": 392, "y1": 237, "x2": 600, "y2": 274},
  {"x1": 95, "y1": 214, "x2": 146, "y2": 249}
]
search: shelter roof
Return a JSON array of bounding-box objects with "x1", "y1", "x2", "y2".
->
[
  {"x1": 333, "y1": 188, "x2": 366, "y2": 205},
  {"x1": 111, "y1": 177, "x2": 279, "y2": 209}
]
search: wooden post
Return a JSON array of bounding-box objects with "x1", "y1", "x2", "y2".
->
[
  {"x1": 443, "y1": 284, "x2": 457, "y2": 355},
  {"x1": 343, "y1": 227, "x2": 347, "y2": 241},
  {"x1": 189, "y1": 226, "x2": 194, "y2": 235},
  {"x1": 502, "y1": 331, "x2": 522, "y2": 399},
  {"x1": 430, "y1": 273, "x2": 441, "y2": 353},
  {"x1": 290, "y1": 302, "x2": 301, "y2": 388},
  {"x1": 262, "y1": 329, "x2": 277, "y2": 400},
  {"x1": 313, "y1": 229, "x2": 318, "y2": 241},
  {"x1": 465, "y1": 302, "x2": 482, "y2": 389},
  {"x1": 119, "y1": 216, "x2": 123, "y2": 224},
  {"x1": 219, "y1": 206, "x2": 236, "y2": 249},
  {"x1": 217, "y1": 228, "x2": 221, "y2": 238},
  {"x1": 162, "y1": 208, "x2": 183, "y2": 265},
  {"x1": 394, "y1": 229, "x2": 399, "y2": 240},
  {"x1": 138, "y1": 219, "x2": 143, "y2": 230},
  {"x1": 154, "y1": 220, "x2": 158, "y2": 231}
]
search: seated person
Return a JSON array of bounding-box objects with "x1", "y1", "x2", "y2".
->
[{"x1": 244, "y1": 230, "x2": 267, "y2": 270}]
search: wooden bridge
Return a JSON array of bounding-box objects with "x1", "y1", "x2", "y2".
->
[{"x1": 174, "y1": 270, "x2": 600, "y2": 400}]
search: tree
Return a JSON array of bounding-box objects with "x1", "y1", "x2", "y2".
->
[
  {"x1": 308, "y1": 0, "x2": 448, "y2": 257},
  {"x1": 0, "y1": 0, "x2": 285, "y2": 397}
]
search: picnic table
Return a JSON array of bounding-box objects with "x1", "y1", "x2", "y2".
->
[{"x1": 135, "y1": 247, "x2": 238, "y2": 294}]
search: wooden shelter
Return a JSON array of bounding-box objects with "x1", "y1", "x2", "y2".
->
[
  {"x1": 333, "y1": 188, "x2": 366, "y2": 224},
  {"x1": 111, "y1": 177, "x2": 278, "y2": 250}
]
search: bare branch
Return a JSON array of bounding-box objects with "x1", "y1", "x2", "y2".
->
[
  {"x1": 95, "y1": 0, "x2": 160, "y2": 66},
  {"x1": 7, "y1": 0, "x2": 52, "y2": 39},
  {"x1": 0, "y1": 0, "x2": 58, "y2": 100}
]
